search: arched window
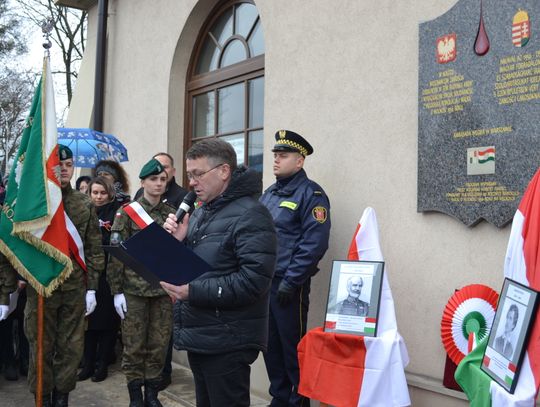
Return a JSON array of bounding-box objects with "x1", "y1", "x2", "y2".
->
[{"x1": 186, "y1": 0, "x2": 264, "y2": 172}]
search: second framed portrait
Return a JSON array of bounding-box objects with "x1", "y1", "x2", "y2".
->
[
  {"x1": 323, "y1": 260, "x2": 384, "y2": 337},
  {"x1": 481, "y1": 278, "x2": 539, "y2": 394}
]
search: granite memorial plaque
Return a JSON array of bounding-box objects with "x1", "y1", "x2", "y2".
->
[{"x1": 418, "y1": 0, "x2": 540, "y2": 227}]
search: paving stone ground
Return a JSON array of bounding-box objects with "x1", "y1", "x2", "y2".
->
[{"x1": 0, "y1": 361, "x2": 269, "y2": 407}]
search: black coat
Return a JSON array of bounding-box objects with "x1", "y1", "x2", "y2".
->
[
  {"x1": 174, "y1": 166, "x2": 276, "y2": 354},
  {"x1": 87, "y1": 200, "x2": 121, "y2": 331}
]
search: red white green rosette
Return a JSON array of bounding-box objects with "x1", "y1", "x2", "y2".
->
[{"x1": 441, "y1": 284, "x2": 499, "y2": 365}]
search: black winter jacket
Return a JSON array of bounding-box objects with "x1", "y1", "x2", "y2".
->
[{"x1": 174, "y1": 166, "x2": 277, "y2": 354}]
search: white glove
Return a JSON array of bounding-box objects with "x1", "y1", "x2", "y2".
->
[
  {"x1": 0, "y1": 305, "x2": 9, "y2": 321},
  {"x1": 85, "y1": 290, "x2": 97, "y2": 316},
  {"x1": 114, "y1": 293, "x2": 127, "y2": 319},
  {"x1": 8, "y1": 290, "x2": 19, "y2": 314}
]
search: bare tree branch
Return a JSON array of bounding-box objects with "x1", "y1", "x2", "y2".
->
[{"x1": 15, "y1": 0, "x2": 87, "y2": 106}]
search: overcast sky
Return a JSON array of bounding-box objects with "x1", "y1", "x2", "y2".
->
[{"x1": 11, "y1": 0, "x2": 74, "y2": 124}]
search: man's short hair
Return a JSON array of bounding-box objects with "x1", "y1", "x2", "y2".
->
[
  {"x1": 154, "y1": 152, "x2": 174, "y2": 168},
  {"x1": 508, "y1": 303, "x2": 519, "y2": 330},
  {"x1": 347, "y1": 275, "x2": 363, "y2": 288},
  {"x1": 186, "y1": 139, "x2": 237, "y2": 171}
]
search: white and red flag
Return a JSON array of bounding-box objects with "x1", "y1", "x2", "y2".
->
[
  {"x1": 456, "y1": 168, "x2": 540, "y2": 406},
  {"x1": 493, "y1": 168, "x2": 540, "y2": 405},
  {"x1": 298, "y1": 207, "x2": 410, "y2": 406},
  {"x1": 347, "y1": 207, "x2": 410, "y2": 406}
]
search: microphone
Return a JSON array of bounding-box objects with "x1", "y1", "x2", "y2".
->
[{"x1": 175, "y1": 191, "x2": 197, "y2": 224}]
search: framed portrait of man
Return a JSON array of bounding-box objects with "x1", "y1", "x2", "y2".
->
[
  {"x1": 323, "y1": 260, "x2": 384, "y2": 337},
  {"x1": 481, "y1": 278, "x2": 539, "y2": 394}
]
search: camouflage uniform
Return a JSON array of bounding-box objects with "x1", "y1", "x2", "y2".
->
[
  {"x1": 25, "y1": 185, "x2": 104, "y2": 395},
  {"x1": 0, "y1": 253, "x2": 17, "y2": 305},
  {"x1": 107, "y1": 197, "x2": 174, "y2": 382}
]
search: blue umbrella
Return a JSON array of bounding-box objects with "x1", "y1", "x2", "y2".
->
[{"x1": 57, "y1": 128, "x2": 129, "y2": 168}]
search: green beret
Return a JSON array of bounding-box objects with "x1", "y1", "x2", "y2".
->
[
  {"x1": 139, "y1": 158, "x2": 165, "y2": 179},
  {"x1": 272, "y1": 130, "x2": 313, "y2": 156},
  {"x1": 58, "y1": 144, "x2": 73, "y2": 160}
]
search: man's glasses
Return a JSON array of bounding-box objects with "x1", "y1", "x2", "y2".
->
[{"x1": 186, "y1": 163, "x2": 224, "y2": 181}]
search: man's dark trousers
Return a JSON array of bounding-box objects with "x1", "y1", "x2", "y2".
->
[
  {"x1": 264, "y1": 277, "x2": 310, "y2": 407},
  {"x1": 187, "y1": 349, "x2": 258, "y2": 407}
]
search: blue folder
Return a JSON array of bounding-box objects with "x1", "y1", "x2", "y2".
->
[{"x1": 104, "y1": 222, "x2": 210, "y2": 289}]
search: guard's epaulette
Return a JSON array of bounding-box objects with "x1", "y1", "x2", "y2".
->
[{"x1": 313, "y1": 190, "x2": 323, "y2": 196}]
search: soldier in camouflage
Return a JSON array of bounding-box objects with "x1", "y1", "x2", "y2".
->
[
  {"x1": 0, "y1": 254, "x2": 17, "y2": 320},
  {"x1": 107, "y1": 158, "x2": 175, "y2": 407},
  {"x1": 25, "y1": 145, "x2": 105, "y2": 407}
]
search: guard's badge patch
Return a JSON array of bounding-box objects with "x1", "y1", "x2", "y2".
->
[{"x1": 312, "y1": 206, "x2": 327, "y2": 223}]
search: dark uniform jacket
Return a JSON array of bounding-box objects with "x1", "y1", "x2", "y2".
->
[
  {"x1": 107, "y1": 197, "x2": 175, "y2": 297},
  {"x1": 62, "y1": 185, "x2": 104, "y2": 291},
  {"x1": 336, "y1": 296, "x2": 369, "y2": 316},
  {"x1": 134, "y1": 177, "x2": 187, "y2": 209},
  {"x1": 88, "y1": 200, "x2": 122, "y2": 331},
  {"x1": 0, "y1": 254, "x2": 17, "y2": 305},
  {"x1": 494, "y1": 334, "x2": 514, "y2": 359},
  {"x1": 174, "y1": 166, "x2": 276, "y2": 354},
  {"x1": 259, "y1": 169, "x2": 331, "y2": 288}
]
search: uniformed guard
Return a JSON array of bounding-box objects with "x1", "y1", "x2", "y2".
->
[
  {"x1": 107, "y1": 158, "x2": 175, "y2": 407},
  {"x1": 260, "y1": 130, "x2": 331, "y2": 407},
  {"x1": 26, "y1": 144, "x2": 105, "y2": 407}
]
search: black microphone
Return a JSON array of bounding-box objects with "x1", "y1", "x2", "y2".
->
[{"x1": 175, "y1": 191, "x2": 197, "y2": 224}]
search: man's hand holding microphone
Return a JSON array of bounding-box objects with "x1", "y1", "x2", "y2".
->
[{"x1": 161, "y1": 191, "x2": 197, "y2": 302}]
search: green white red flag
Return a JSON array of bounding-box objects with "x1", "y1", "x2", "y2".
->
[
  {"x1": 456, "y1": 167, "x2": 540, "y2": 405},
  {"x1": 0, "y1": 56, "x2": 72, "y2": 296}
]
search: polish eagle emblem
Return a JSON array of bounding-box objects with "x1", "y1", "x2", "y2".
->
[{"x1": 437, "y1": 34, "x2": 457, "y2": 64}]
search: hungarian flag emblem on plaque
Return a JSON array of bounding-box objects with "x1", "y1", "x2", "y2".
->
[
  {"x1": 467, "y1": 146, "x2": 495, "y2": 176},
  {"x1": 512, "y1": 10, "x2": 530, "y2": 48}
]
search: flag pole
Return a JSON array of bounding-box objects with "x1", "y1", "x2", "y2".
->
[
  {"x1": 36, "y1": 295, "x2": 44, "y2": 407},
  {"x1": 35, "y1": 19, "x2": 54, "y2": 407}
]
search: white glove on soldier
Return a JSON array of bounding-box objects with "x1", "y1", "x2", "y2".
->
[
  {"x1": 85, "y1": 290, "x2": 97, "y2": 316},
  {"x1": 114, "y1": 293, "x2": 127, "y2": 319},
  {"x1": 0, "y1": 305, "x2": 9, "y2": 321}
]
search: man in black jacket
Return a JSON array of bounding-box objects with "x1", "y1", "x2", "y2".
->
[{"x1": 161, "y1": 139, "x2": 276, "y2": 407}]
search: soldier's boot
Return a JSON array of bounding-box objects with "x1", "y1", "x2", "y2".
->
[
  {"x1": 127, "y1": 379, "x2": 144, "y2": 407},
  {"x1": 144, "y1": 378, "x2": 163, "y2": 407},
  {"x1": 52, "y1": 389, "x2": 69, "y2": 407}
]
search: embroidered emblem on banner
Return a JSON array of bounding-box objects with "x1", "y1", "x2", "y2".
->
[
  {"x1": 280, "y1": 201, "x2": 298, "y2": 210},
  {"x1": 312, "y1": 206, "x2": 327, "y2": 223}
]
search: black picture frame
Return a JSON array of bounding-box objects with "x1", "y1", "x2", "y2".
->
[
  {"x1": 323, "y1": 260, "x2": 384, "y2": 337},
  {"x1": 481, "y1": 278, "x2": 539, "y2": 394}
]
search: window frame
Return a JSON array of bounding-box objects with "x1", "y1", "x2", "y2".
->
[{"x1": 184, "y1": 0, "x2": 265, "y2": 176}]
